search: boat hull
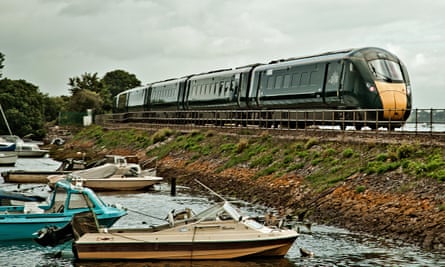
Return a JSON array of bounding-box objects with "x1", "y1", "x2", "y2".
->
[
  {"x1": 74, "y1": 236, "x2": 297, "y2": 260},
  {"x1": 0, "y1": 214, "x2": 122, "y2": 241},
  {"x1": 17, "y1": 150, "x2": 49, "y2": 158},
  {"x1": 0, "y1": 152, "x2": 17, "y2": 166},
  {"x1": 2, "y1": 170, "x2": 70, "y2": 183},
  {"x1": 81, "y1": 176, "x2": 163, "y2": 191}
]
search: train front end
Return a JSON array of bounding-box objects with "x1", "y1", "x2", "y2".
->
[{"x1": 351, "y1": 48, "x2": 412, "y2": 129}]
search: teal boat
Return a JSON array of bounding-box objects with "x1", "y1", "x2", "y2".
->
[{"x1": 0, "y1": 180, "x2": 126, "y2": 241}]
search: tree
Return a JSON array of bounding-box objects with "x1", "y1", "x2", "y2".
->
[
  {"x1": 68, "y1": 89, "x2": 104, "y2": 113},
  {"x1": 102, "y1": 69, "x2": 141, "y2": 99},
  {"x1": 68, "y1": 72, "x2": 103, "y2": 95},
  {"x1": 42, "y1": 95, "x2": 69, "y2": 123},
  {"x1": 0, "y1": 78, "x2": 47, "y2": 138},
  {"x1": 0, "y1": 52, "x2": 4, "y2": 78},
  {"x1": 68, "y1": 72, "x2": 110, "y2": 113}
]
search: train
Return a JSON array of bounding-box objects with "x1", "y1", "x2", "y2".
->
[{"x1": 112, "y1": 47, "x2": 412, "y2": 129}]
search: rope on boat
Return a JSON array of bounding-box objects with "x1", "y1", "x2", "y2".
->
[{"x1": 125, "y1": 207, "x2": 167, "y2": 222}]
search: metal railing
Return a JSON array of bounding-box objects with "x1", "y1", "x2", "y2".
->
[{"x1": 94, "y1": 109, "x2": 445, "y2": 133}]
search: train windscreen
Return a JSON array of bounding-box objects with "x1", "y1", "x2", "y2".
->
[{"x1": 368, "y1": 59, "x2": 404, "y2": 82}]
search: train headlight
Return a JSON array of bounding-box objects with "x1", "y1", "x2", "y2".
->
[{"x1": 366, "y1": 82, "x2": 377, "y2": 93}]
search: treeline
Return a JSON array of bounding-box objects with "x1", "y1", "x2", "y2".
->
[{"x1": 0, "y1": 52, "x2": 141, "y2": 139}]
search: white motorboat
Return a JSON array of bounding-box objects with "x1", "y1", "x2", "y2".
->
[
  {"x1": 38, "y1": 200, "x2": 298, "y2": 260},
  {"x1": 48, "y1": 155, "x2": 162, "y2": 191},
  {"x1": 0, "y1": 135, "x2": 48, "y2": 157}
]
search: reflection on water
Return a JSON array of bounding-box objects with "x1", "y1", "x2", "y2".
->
[{"x1": 1, "y1": 158, "x2": 445, "y2": 266}]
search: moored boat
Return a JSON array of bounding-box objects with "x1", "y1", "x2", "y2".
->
[
  {"x1": 48, "y1": 155, "x2": 162, "y2": 191},
  {"x1": 0, "y1": 135, "x2": 48, "y2": 158},
  {"x1": 0, "y1": 152, "x2": 17, "y2": 166},
  {"x1": 0, "y1": 179, "x2": 126, "y2": 241},
  {"x1": 38, "y1": 199, "x2": 298, "y2": 260},
  {"x1": 1, "y1": 158, "x2": 88, "y2": 184},
  {"x1": 0, "y1": 140, "x2": 17, "y2": 166}
]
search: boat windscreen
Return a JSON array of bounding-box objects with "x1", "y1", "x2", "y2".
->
[
  {"x1": 194, "y1": 204, "x2": 224, "y2": 220},
  {"x1": 223, "y1": 202, "x2": 242, "y2": 221}
]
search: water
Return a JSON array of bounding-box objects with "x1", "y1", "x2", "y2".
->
[{"x1": 1, "y1": 158, "x2": 445, "y2": 266}]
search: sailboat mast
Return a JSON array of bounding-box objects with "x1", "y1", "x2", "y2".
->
[{"x1": 0, "y1": 104, "x2": 13, "y2": 136}]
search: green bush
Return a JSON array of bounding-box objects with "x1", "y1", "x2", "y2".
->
[
  {"x1": 305, "y1": 138, "x2": 318, "y2": 149},
  {"x1": 355, "y1": 185, "x2": 366, "y2": 193},
  {"x1": 342, "y1": 148, "x2": 354, "y2": 158}
]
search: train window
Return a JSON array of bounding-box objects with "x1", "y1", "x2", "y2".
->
[
  {"x1": 309, "y1": 70, "x2": 322, "y2": 86},
  {"x1": 368, "y1": 59, "x2": 403, "y2": 82},
  {"x1": 283, "y1": 75, "x2": 291, "y2": 88},
  {"x1": 259, "y1": 74, "x2": 267, "y2": 89},
  {"x1": 219, "y1": 82, "x2": 224, "y2": 96},
  {"x1": 211, "y1": 84, "x2": 216, "y2": 95},
  {"x1": 275, "y1": 76, "x2": 283, "y2": 89},
  {"x1": 291, "y1": 73, "x2": 300, "y2": 87},
  {"x1": 225, "y1": 81, "x2": 230, "y2": 95},
  {"x1": 325, "y1": 62, "x2": 342, "y2": 92},
  {"x1": 300, "y1": 72, "x2": 309, "y2": 85},
  {"x1": 267, "y1": 76, "x2": 274, "y2": 89}
]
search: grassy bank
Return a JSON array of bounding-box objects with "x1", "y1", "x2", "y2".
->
[{"x1": 54, "y1": 125, "x2": 445, "y2": 192}]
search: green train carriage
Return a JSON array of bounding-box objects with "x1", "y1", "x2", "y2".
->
[
  {"x1": 248, "y1": 47, "x2": 412, "y2": 128},
  {"x1": 113, "y1": 47, "x2": 412, "y2": 129}
]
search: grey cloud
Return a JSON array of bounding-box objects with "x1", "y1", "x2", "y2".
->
[{"x1": 1, "y1": 0, "x2": 444, "y2": 108}]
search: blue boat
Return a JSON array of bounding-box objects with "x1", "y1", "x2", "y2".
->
[{"x1": 0, "y1": 180, "x2": 126, "y2": 241}]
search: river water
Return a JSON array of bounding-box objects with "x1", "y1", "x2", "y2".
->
[{"x1": 1, "y1": 158, "x2": 445, "y2": 267}]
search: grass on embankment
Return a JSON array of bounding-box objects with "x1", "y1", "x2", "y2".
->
[{"x1": 68, "y1": 125, "x2": 445, "y2": 192}]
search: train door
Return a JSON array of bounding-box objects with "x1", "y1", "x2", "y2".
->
[
  {"x1": 323, "y1": 61, "x2": 344, "y2": 106},
  {"x1": 184, "y1": 79, "x2": 192, "y2": 110},
  {"x1": 145, "y1": 86, "x2": 152, "y2": 111},
  {"x1": 177, "y1": 79, "x2": 187, "y2": 110}
]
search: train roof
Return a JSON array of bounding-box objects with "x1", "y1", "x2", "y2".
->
[
  {"x1": 188, "y1": 65, "x2": 254, "y2": 80},
  {"x1": 252, "y1": 47, "x2": 400, "y2": 72},
  {"x1": 118, "y1": 47, "x2": 400, "y2": 94},
  {"x1": 150, "y1": 77, "x2": 188, "y2": 87}
]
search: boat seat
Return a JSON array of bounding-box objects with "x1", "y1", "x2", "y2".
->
[{"x1": 24, "y1": 202, "x2": 44, "y2": 214}]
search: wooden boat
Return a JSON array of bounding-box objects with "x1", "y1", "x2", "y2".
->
[
  {"x1": 42, "y1": 200, "x2": 298, "y2": 260},
  {"x1": 48, "y1": 157, "x2": 162, "y2": 191},
  {"x1": 1, "y1": 158, "x2": 86, "y2": 183},
  {"x1": 2, "y1": 170, "x2": 70, "y2": 184},
  {"x1": 0, "y1": 179, "x2": 126, "y2": 241}
]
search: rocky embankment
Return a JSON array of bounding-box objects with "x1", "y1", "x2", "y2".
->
[
  {"x1": 157, "y1": 155, "x2": 445, "y2": 251},
  {"x1": 52, "y1": 127, "x2": 445, "y2": 251}
]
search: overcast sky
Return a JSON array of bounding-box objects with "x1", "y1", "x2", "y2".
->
[{"x1": 1, "y1": 0, "x2": 444, "y2": 108}]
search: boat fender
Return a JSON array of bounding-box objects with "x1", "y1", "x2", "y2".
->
[{"x1": 167, "y1": 210, "x2": 175, "y2": 227}]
